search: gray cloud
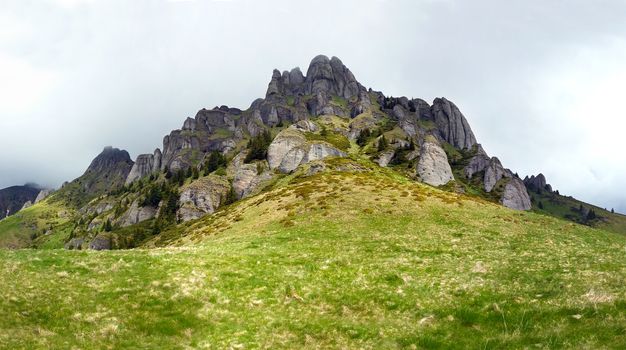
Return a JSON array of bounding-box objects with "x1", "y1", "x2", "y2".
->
[{"x1": 1, "y1": 0, "x2": 625, "y2": 213}]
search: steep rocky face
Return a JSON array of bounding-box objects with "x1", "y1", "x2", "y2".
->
[
  {"x1": 177, "y1": 175, "x2": 230, "y2": 222},
  {"x1": 0, "y1": 185, "x2": 40, "y2": 218},
  {"x1": 126, "y1": 148, "x2": 162, "y2": 185},
  {"x1": 524, "y1": 173, "x2": 552, "y2": 193},
  {"x1": 416, "y1": 141, "x2": 454, "y2": 186},
  {"x1": 501, "y1": 178, "x2": 532, "y2": 210},
  {"x1": 431, "y1": 97, "x2": 477, "y2": 150}
]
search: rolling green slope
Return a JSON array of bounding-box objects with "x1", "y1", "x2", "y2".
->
[
  {"x1": 1, "y1": 164, "x2": 625, "y2": 349},
  {"x1": 529, "y1": 189, "x2": 626, "y2": 235}
]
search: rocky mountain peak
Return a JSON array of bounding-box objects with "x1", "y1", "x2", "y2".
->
[
  {"x1": 266, "y1": 55, "x2": 365, "y2": 99},
  {"x1": 524, "y1": 173, "x2": 552, "y2": 192},
  {"x1": 86, "y1": 146, "x2": 133, "y2": 174}
]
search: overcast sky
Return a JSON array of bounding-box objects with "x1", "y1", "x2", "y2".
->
[{"x1": 1, "y1": 0, "x2": 625, "y2": 213}]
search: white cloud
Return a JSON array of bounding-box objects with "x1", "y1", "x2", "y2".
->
[{"x1": 0, "y1": 53, "x2": 59, "y2": 115}]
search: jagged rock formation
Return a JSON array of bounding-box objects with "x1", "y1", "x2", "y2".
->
[
  {"x1": 501, "y1": 178, "x2": 532, "y2": 210},
  {"x1": 0, "y1": 185, "x2": 40, "y2": 218},
  {"x1": 464, "y1": 153, "x2": 508, "y2": 192},
  {"x1": 462, "y1": 147, "x2": 532, "y2": 210},
  {"x1": 524, "y1": 173, "x2": 552, "y2": 193},
  {"x1": 177, "y1": 176, "x2": 230, "y2": 222},
  {"x1": 126, "y1": 149, "x2": 162, "y2": 185},
  {"x1": 417, "y1": 141, "x2": 454, "y2": 186},
  {"x1": 0, "y1": 54, "x2": 546, "y2": 252},
  {"x1": 432, "y1": 97, "x2": 477, "y2": 150}
]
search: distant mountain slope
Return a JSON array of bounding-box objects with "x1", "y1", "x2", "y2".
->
[
  {"x1": 523, "y1": 173, "x2": 626, "y2": 234},
  {"x1": 0, "y1": 184, "x2": 40, "y2": 219}
]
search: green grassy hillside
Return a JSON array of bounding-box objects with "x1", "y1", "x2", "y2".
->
[{"x1": 1, "y1": 163, "x2": 625, "y2": 349}]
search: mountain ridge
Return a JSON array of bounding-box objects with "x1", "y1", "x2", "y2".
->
[{"x1": 0, "y1": 54, "x2": 624, "y2": 250}]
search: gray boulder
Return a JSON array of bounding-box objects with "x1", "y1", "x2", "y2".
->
[
  {"x1": 267, "y1": 125, "x2": 346, "y2": 173},
  {"x1": 501, "y1": 178, "x2": 532, "y2": 210},
  {"x1": 117, "y1": 201, "x2": 157, "y2": 227},
  {"x1": 89, "y1": 234, "x2": 112, "y2": 251},
  {"x1": 65, "y1": 238, "x2": 85, "y2": 250},
  {"x1": 177, "y1": 175, "x2": 230, "y2": 222},
  {"x1": 376, "y1": 150, "x2": 395, "y2": 167},
  {"x1": 417, "y1": 141, "x2": 454, "y2": 186}
]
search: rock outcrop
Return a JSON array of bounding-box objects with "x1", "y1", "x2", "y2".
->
[
  {"x1": 89, "y1": 233, "x2": 112, "y2": 250},
  {"x1": 126, "y1": 149, "x2": 162, "y2": 185},
  {"x1": 304, "y1": 55, "x2": 364, "y2": 99},
  {"x1": 229, "y1": 152, "x2": 274, "y2": 199},
  {"x1": 376, "y1": 150, "x2": 395, "y2": 167},
  {"x1": 432, "y1": 97, "x2": 477, "y2": 150},
  {"x1": 416, "y1": 141, "x2": 454, "y2": 186},
  {"x1": 484, "y1": 157, "x2": 508, "y2": 193},
  {"x1": 501, "y1": 178, "x2": 532, "y2": 210},
  {"x1": 267, "y1": 124, "x2": 346, "y2": 173},
  {"x1": 464, "y1": 155, "x2": 511, "y2": 193},
  {"x1": 34, "y1": 189, "x2": 53, "y2": 204},
  {"x1": 177, "y1": 175, "x2": 230, "y2": 222},
  {"x1": 117, "y1": 201, "x2": 158, "y2": 227},
  {"x1": 524, "y1": 173, "x2": 552, "y2": 193},
  {"x1": 64, "y1": 238, "x2": 85, "y2": 250}
]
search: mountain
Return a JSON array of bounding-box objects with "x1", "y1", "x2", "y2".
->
[
  {"x1": 1, "y1": 54, "x2": 624, "y2": 250},
  {"x1": 0, "y1": 184, "x2": 42, "y2": 219},
  {"x1": 0, "y1": 55, "x2": 625, "y2": 348}
]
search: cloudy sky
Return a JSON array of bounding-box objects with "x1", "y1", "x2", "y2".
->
[{"x1": 1, "y1": 0, "x2": 625, "y2": 213}]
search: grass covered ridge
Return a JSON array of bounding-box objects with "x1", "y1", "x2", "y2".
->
[{"x1": 1, "y1": 167, "x2": 625, "y2": 349}]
